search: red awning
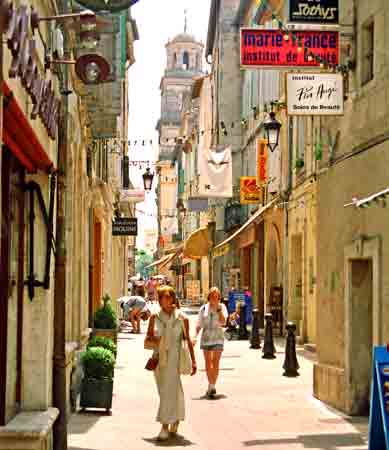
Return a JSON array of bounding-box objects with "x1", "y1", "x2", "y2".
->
[{"x1": 2, "y1": 82, "x2": 55, "y2": 173}]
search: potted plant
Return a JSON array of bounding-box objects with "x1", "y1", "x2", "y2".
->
[
  {"x1": 295, "y1": 157, "x2": 305, "y2": 171},
  {"x1": 87, "y1": 336, "x2": 117, "y2": 358},
  {"x1": 80, "y1": 346, "x2": 115, "y2": 411},
  {"x1": 93, "y1": 294, "x2": 118, "y2": 344}
]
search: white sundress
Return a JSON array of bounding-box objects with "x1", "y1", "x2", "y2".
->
[{"x1": 153, "y1": 310, "x2": 186, "y2": 424}]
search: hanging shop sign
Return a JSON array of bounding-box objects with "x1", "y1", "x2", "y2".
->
[
  {"x1": 240, "y1": 29, "x2": 339, "y2": 68},
  {"x1": 257, "y1": 139, "x2": 268, "y2": 185},
  {"x1": 286, "y1": 73, "x2": 344, "y2": 115},
  {"x1": 76, "y1": 0, "x2": 140, "y2": 13},
  {"x1": 120, "y1": 189, "x2": 145, "y2": 204},
  {"x1": 240, "y1": 177, "x2": 262, "y2": 205},
  {"x1": 4, "y1": 4, "x2": 60, "y2": 139},
  {"x1": 289, "y1": 0, "x2": 339, "y2": 25},
  {"x1": 112, "y1": 218, "x2": 138, "y2": 236}
]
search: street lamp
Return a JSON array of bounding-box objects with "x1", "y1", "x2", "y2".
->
[
  {"x1": 264, "y1": 112, "x2": 282, "y2": 152},
  {"x1": 142, "y1": 167, "x2": 154, "y2": 191}
]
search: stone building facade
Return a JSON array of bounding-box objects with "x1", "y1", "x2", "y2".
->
[
  {"x1": 313, "y1": 0, "x2": 389, "y2": 415},
  {"x1": 0, "y1": 1, "x2": 137, "y2": 449}
]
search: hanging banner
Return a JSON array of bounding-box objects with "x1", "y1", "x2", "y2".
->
[
  {"x1": 240, "y1": 29, "x2": 339, "y2": 68},
  {"x1": 257, "y1": 139, "x2": 268, "y2": 185},
  {"x1": 198, "y1": 146, "x2": 233, "y2": 198},
  {"x1": 187, "y1": 198, "x2": 209, "y2": 212},
  {"x1": 240, "y1": 177, "x2": 262, "y2": 204},
  {"x1": 289, "y1": 0, "x2": 339, "y2": 25},
  {"x1": 286, "y1": 73, "x2": 344, "y2": 115}
]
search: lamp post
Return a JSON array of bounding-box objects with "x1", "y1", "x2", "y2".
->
[
  {"x1": 142, "y1": 167, "x2": 154, "y2": 191},
  {"x1": 264, "y1": 111, "x2": 282, "y2": 152}
]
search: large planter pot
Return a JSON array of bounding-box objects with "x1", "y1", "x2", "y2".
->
[
  {"x1": 92, "y1": 328, "x2": 118, "y2": 345},
  {"x1": 80, "y1": 378, "x2": 113, "y2": 411}
]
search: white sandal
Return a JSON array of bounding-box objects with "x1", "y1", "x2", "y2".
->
[{"x1": 157, "y1": 429, "x2": 169, "y2": 441}]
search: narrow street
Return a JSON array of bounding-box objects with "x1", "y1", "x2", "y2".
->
[{"x1": 69, "y1": 308, "x2": 368, "y2": 450}]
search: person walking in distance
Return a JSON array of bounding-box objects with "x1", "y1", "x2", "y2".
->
[
  {"x1": 145, "y1": 286, "x2": 197, "y2": 441},
  {"x1": 194, "y1": 287, "x2": 227, "y2": 398}
]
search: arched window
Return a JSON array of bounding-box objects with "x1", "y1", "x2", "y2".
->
[
  {"x1": 183, "y1": 51, "x2": 189, "y2": 70},
  {"x1": 173, "y1": 53, "x2": 177, "y2": 67}
]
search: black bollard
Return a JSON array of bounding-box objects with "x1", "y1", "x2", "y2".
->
[
  {"x1": 250, "y1": 308, "x2": 261, "y2": 349},
  {"x1": 238, "y1": 302, "x2": 249, "y2": 340},
  {"x1": 262, "y1": 313, "x2": 276, "y2": 359},
  {"x1": 283, "y1": 321, "x2": 300, "y2": 377}
]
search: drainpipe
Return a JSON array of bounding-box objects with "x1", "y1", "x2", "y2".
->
[
  {"x1": 282, "y1": 118, "x2": 293, "y2": 336},
  {"x1": 53, "y1": 20, "x2": 69, "y2": 450}
]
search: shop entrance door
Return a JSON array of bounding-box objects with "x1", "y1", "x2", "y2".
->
[
  {"x1": 349, "y1": 258, "x2": 373, "y2": 415},
  {"x1": 0, "y1": 149, "x2": 25, "y2": 424}
]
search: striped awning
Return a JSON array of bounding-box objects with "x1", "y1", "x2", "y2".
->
[
  {"x1": 145, "y1": 253, "x2": 176, "y2": 270},
  {"x1": 344, "y1": 188, "x2": 389, "y2": 209}
]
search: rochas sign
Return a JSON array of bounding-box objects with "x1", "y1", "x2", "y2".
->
[{"x1": 1, "y1": 3, "x2": 60, "y2": 139}]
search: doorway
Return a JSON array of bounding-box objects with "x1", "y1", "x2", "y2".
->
[
  {"x1": 0, "y1": 149, "x2": 25, "y2": 424},
  {"x1": 349, "y1": 258, "x2": 373, "y2": 415}
]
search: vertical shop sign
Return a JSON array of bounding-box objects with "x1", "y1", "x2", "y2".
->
[{"x1": 257, "y1": 139, "x2": 268, "y2": 185}]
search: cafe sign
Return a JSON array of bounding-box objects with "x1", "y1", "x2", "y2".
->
[
  {"x1": 289, "y1": 0, "x2": 339, "y2": 25},
  {"x1": 286, "y1": 73, "x2": 344, "y2": 115},
  {"x1": 240, "y1": 29, "x2": 339, "y2": 68},
  {"x1": 3, "y1": 4, "x2": 60, "y2": 139},
  {"x1": 112, "y1": 218, "x2": 138, "y2": 236}
]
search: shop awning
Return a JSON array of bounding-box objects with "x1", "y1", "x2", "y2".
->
[
  {"x1": 145, "y1": 253, "x2": 176, "y2": 270},
  {"x1": 2, "y1": 82, "x2": 55, "y2": 173},
  {"x1": 183, "y1": 226, "x2": 212, "y2": 259},
  {"x1": 213, "y1": 199, "x2": 277, "y2": 258}
]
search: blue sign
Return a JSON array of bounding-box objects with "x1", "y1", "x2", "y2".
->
[
  {"x1": 368, "y1": 346, "x2": 389, "y2": 449},
  {"x1": 227, "y1": 291, "x2": 253, "y2": 324}
]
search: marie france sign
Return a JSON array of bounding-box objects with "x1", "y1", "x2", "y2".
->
[
  {"x1": 240, "y1": 29, "x2": 339, "y2": 68},
  {"x1": 289, "y1": 0, "x2": 339, "y2": 25},
  {"x1": 286, "y1": 73, "x2": 344, "y2": 116}
]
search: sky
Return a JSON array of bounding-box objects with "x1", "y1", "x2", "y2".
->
[{"x1": 128, "y1": 0, "x2": 212, "y2": 253}]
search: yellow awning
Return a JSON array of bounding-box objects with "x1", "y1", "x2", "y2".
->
[
  {"x1": 212, "y1": 199, "x2": 277, "y2": 258},
  {"x1": 183, "y1": 226, "x2": 212, "y2": 259}
]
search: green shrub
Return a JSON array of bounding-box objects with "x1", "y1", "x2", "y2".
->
[
  {"x1": 88, "y1": 336, "x2": 117, "y2": 357},
  {"x1": 94, "y1": 294, "x2": 118, "y2": 329},
  {"x1": 81, "y1": 347, "x2": 115, "y2": 380}
]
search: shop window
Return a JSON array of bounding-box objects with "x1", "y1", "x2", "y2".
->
[{"x1": 362, "y1": 19, "x2": 374, "y2": 85}]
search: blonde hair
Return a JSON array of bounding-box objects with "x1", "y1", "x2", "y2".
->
[
  {"x1": 157, "y1": 285, "x2": 180, "y2": 308},
  {"x1": 207, "y1": 286, "x2": 221, "y2": 302}
]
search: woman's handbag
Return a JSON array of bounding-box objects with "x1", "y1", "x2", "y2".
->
[
  {"x1": 179, "y1": 320, "x2": 192, "y2": 376},
  {"x1": 145, "y1": 356, "x2": 159, "y2": 371},
  {"x1": 144, "y1": 315, "x2": 159, "y2": 350}
]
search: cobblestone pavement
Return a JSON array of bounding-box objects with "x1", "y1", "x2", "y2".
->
[{"x1": 68, "y1": 307, "x2": 368, "y2": 450}]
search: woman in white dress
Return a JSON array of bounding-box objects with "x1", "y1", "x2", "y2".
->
[
  {"x1": 146, "y1": 286, "x2": 197, "y2": 441},
  {"x1": 194, "y1": 287, "x2": 227, "y2": 398}
]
